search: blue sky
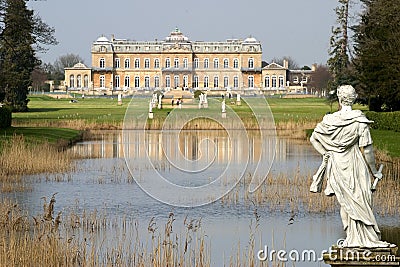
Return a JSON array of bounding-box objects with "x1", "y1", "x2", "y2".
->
[{"x1": 28, "y1": 0, "x2": 361, "y2": 67}]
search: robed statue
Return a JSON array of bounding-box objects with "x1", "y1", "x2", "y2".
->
[{"x1": 310, "y1": 85, "x2": 392, "y2": 248}]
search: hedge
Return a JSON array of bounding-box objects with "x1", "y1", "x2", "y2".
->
[
  {"x1": 365, "y1": 111, "x2": 400, "y2": 132},
  {"x1": 0, "y1": 106, "x2": 12, "y2": 129}
]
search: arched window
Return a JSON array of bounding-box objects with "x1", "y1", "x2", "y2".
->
[
  {"x1": 213, "y1": 58, "x2": 219, "y2": 69},
  {"x1": 272, "y1": 76, "x2": 277, "y2": 88},
  {"x1": 100, "y1": 75, "x2": 105, "y2": 88},
  {"x1": 233, "y1": 76, "x2": 239, "y2": 88},
  {"x1": 183, "y1": 75, "x2": 188, "y2": 88},
  {"x1": 144, "y1": 59, "x2": 150, "y2": 69},
  {"x1": 174, "y1": 75, "x2": 179, "y2": 88},
  {"x1": 124, "y1": 76, "x2": 130, "y2": 88},
  {"x1": 279, "y1": 76, "x2": 284, "y2": 87},
  {"x1": 154, "y1": 76, "x2": 160, "y2": 88},
  {"x1": 144, "y1": 76, "x2": 150, "y2": 87},
  {"x1": 248, "y1": 58, "x2": 254, "y2": 69},
  {"x1": 115, "y1": 75, "x2": 120, "y2": 88},
  {"x1": 194, "y1": 58, "x2": 199, "y2": 69},
  {"x1": 84, "y1": 75, "x2": 89, "y2": 88},
  {"x1": 248, "y1": 76, "x2": 254, "y2": 88},
  {"x1": 134, "y1": 76, "x2": 140, "y2": 88},
  {"x1": 124, "y1": 58, "x2": 130, "y2": 69},
  {"x1": 233, "y1": 58, "x2": 239, "y2": 68},
  {"x1": 204, "y1": 58, "x2": 209, "y2": 69},
  {"x1": 154, "y1": 58, "x2": 160, "y2": 68},
  {"x1": 224, "y1": 76, "x2": 229, "y2": 88},
  {"x1": 223, "y1": 59, "x2": 229, "y2": 68},
  {"x1": 174, "y1": 58, "x2": 179, "y2": 68},
  {"x1": 165, "y1": 58, "x2": 171, "y2": 68},
  {"x1": 265, "y1": 76, "x2": 270, "y2": 88},
  {"x1": 69, "y1": 75, "x2": 74, "y2": 88},
  {"x1": 204, "y1": 76, "x2": 209, "y2": 88},
  {"x1": 165, "y1": 75, "x2": 171, "y2": 88},
  {"x1": 214, "y1": 76, "x2": 219, "y2": 88},
  {"x1": 134, "y1": 58, "x2": 140, "y2": 68},
  {"x1": 99, "y1": 58, "x2": 105, "y2": 69}
]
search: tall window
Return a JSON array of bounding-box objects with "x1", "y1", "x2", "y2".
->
[
  {"x1": 183, "y1": 58, "x2": 188, "y2": 69},
  {"x1": 77, "y1": 75, "x2": 82, "y2": 88},
  {"x1": 233, "y1": 58, "x2": 239, "y2": 68},
  {"x1": 279, "y1": 76, "x2": 284, "y2": 87},
  {"x1": 265, "y1": 76, "x2": 270, "y2": 88},
  {"x1": 100, "y1": 75, "x2": 105, "y2": 88},
  {"x1": 183, "y1": 75, "x2": 188, "y2": 88},
  {"x1": 233, "y1": 76, "x2": 239, "y2": 88},
  {"x1": 124, "y1": 76, "x2": 130, "y2": 88},
  {"x1": 174, "y1": 58, "x2": 179, "y2": 68},
  {"x1": 214, "y1": 76, "x2": 219, "y2": 88},
  {"x1": 165, "y1": 75, "x2": 171, "y2": 88},
  {"x1": 165, "y1": 58, "x2": 171, "y2": 68},
  {"x1": 154, "y1": 76, "x2": 160, "y2": 88},
  {"x1": 115, "y1": 75, "x2": 120, "y2": 88},
  {"x1": 100, "y1": 58, "x2": 105, "y2": 69},
  {"x1": 174, "y1": 75, "x2": 179, "y2": 88},
  {"x1": 134, "y1": 76, "x2": 140, "y2": 88},
  {"x1": 134, "y1": 58, "x2": 140, "y2": 68},
  {"x1": 248, "y1": 76, "x2": 254, "y2": 88},
  {"x1": 144, "y1": 58, "x2": 150, "y2": 69},
  {"x1": 115, "y1": 58, "x2": 120, "y2": 68},
  {"x1": 124, "y1": 58, "x2": 130, "y2": 69},
  {"x1": 248, "y1": 58, "x2": 254, "y2": 68},
  {"x1": 144, "y1": 76, "x2": 150, "y2": 87},
  {"x1": 193, "y1": 75, "x2": 199, "y2": 88},
  {"x1": 204, "y1": 76, "x2": 209, "y2": 88},
  {"x1": 204, "y1": 58, "x2": 209, "y2": 69},
  {"x1": 84, "y1": 75, "x2": 88, "y2": 88},
  {"x1": 213, "y1": 58, "x2": 219, "y2": 69},
  {"x1": 223, "y1": 59, "x2": 229, "y2": 68},
  {"x1": 194, "y1": 58, "x2": 199, "y2": 69},
  {"x1": 272, "y1": 76, "x2": 277, "y2": 88},
  {"x1": 154, "y1": 58, "x2": 160, "y2": 68},
  {"x1": 224, "y1": 76, "x2": 229, "y2": 88},
  {"x1": 69, "y1": 75, "x2": 74, "y2": 88}
]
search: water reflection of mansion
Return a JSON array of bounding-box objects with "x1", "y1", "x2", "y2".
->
[
  {"x1": 64, "y1": 28, "x2": 317, "y2": 96},
  {"x1": 72, "y1": 131, "x2": 310, "y2": 164}
]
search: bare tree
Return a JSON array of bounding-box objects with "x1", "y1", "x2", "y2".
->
[{"x1": 270, "y1": 56, "x2": 299, "y2": 70}]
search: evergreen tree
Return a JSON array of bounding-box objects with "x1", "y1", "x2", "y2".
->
[{"x1": 353, "y1": 0, "x2": 400, "y2": 111}]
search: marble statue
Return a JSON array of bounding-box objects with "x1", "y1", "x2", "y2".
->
[
  {"x1": 221, "y1": 100, "x2": 226, "y2": 113},
  {"x1": 310, "y1": 85, "x2": 392, "y2": 248}
]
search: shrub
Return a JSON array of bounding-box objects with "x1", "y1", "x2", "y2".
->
[
  {"x1": 0, "y1": 107, "x2": 12, "y2": 129},
  {"x1": 365, "y1": 111, "x2": 400, "y2": 132}
]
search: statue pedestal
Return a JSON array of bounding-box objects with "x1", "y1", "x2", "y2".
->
[
  {"x1": 222, "y1": 112, "x2": 226, "y2": 119},
  {"x1": 158, "y1": 104, "x2": 162, "y2": 109},
  {"x1": 236, "y1": 100, "x2": 241, "y2": 106},
  {"x1": 323, "y1": 246, "x2": 399, "y2": 266},
  {"x1": 148, "y1": 112, "x2": 153, "y2": 119}
]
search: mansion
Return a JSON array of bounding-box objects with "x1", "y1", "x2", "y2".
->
[{"x1": 64, "y1": 28, "x2": 317, "y2": 95}]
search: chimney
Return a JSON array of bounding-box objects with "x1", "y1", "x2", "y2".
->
[
  {"x1": 311, "y1": 63, "x2": 317, "y2": 71},
  {"x1": 111, "y1": 34, "x2": 115, "y2": 42},
  {"x1": 283, "y1": 59, "x2": 289, "y2": 69}
]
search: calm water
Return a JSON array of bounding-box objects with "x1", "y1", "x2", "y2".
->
[{"x1": 4, "y1": 130, "x2": 399, "y2": 266}]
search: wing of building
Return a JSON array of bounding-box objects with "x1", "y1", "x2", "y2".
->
[{"x1": 64, "y1": 28, "x2": 318, "y2": 96}]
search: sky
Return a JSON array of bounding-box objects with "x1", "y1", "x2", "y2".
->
[{"x1": 28, "y1": 0, "x2": 358, "y2": 67}]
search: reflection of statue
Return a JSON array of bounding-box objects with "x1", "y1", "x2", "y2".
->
[
  {"x1": 221, "y1": 100, "x2": 226, "y2": 113},
  {"x1": 310, "y1": 85, "x2": 391, "y2": 248},
  {"x1": 149, "y1": 101, "x2": 153, "y2": 113}
]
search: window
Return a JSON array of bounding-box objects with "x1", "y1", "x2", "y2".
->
[
  {"x1": 134, "y1": 76, "x2": 140, "y2": 88},
  {"x1": 233, "y1": 58, "x2": 239, "y2": 68},
  {"x1": 204, "y1": 58, "x2": 209, "y2": 69},
  {"x1": 204, "y1": 76, "x2": 209, "y2": 88},
  {"x1": 224, "y1": 76, "x2": 229, "y2": 88},
  {"x1": 213, "y1": 58, "x2": 219, "y2": 69},
  {"x1": 302, "y1": 76, "x2": 308, "y2": 82},
  {"x1": 265, "y1": 76, "x2": 270, "y2": 88},
  {"x1": 154, "y1": 76, "x2": 160, "y2": 88},
  {"x1": 84, "y1": 75, "x2": 88, "y2": 88},
  {"x1": 100, "y1": 75, "x2": 105, "y2": 88},
  {"x1": 214, "y1": 76, "x2": 219, "y2": 88},
  {"x1": 194, "y1": 58, "x2": 199, "y2": 69},
  {"x1": 174, "y1": 75, "x2": 179, "y2": 88},
  {"x1": 183, "y1": 75, "x2": 188, "y2": 88},
  {"x1": 233, "y1": 76, "x2": 239, "y2": 88},
  {"x1": 100, "y1": 58, "x2": 105, "y2": 68},
  {"x1": 174, "y1": 58, "x2": 179, "y2": 68},
  {"x1": 183, "y1": 58, "x2": 188, "y2": 69},
  {"x1": 124, "y1": 58, "x2": 130, "y2": 69},
  {"x1": 193, "y1": 75, "x2": 199, "y2": 88},
  {"x1": 293, "y1": 76, "x2": 299, "y2": 83},
  {"x1": 144, "y1": 76, "x2": 150, "y2": 88},
  {"x1": 272, "y1": 76, "x2": 277, "y2": 88},
  {"x1": 165, "y1": 58, "x2": 171, "y2": 68},
  {"x1": 69, "y1": 75, "x2": 74, "y2": 88},
  {"x1": 124, "y1": 76, "x2": 130, "y2": 87},
  {"x1": 248, "y1": 58, "x2": 254, "y2": 69},
  {"x1": 165, "y1": 76, "x2": 171, "y2": 88},
  {"x1": 144, "y1": 58, "x2": 150, "y2": 69},
  {"x1": 154, "y1": 58, "x2": 160, "y2": 68},
  {"x1": 223, "y1": 59, "x2": 229, "y2": 69},
  {"x1": 279, "y1": 76, "x2": 284, "y2": 87},
  {"x1": 77, "y1": 75, "x2": 82, "y2": 88},
  {"x1": 115, "y1": 58, "x2": 120, "y2": 68},
  {"x1": 115, "y1": 75, "x2": 120, "y2": 88},
  {"x1": 134, "y1": 58, "x2": 140, "y2": 68},
  {"x1": 248, "y1": 76, "x2": 254, "y2": 88}
]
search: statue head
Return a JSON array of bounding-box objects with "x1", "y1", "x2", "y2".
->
[{"x1": 337, "y1": 85, "x2": 357, "y2": 107}]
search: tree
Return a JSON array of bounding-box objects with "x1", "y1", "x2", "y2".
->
[
  {"x1": 31, "y1": 66, "x2": 48, "y2": 92},
  {"x1": 0, "y1": 0, "x2": 37, "y2": 111},
  {"x1": 310, "y1": 64, "x2": 332, "y2": 93},
  {"x1": 0, "y1": 0, "x2": 57, "y2": 111},
  {"x1": 327, "y1": 0, "x2": 353, "y2": 98},
  {"x1": 353, "y1": 0, "x2": 400, "y2": 111},
  {"x1": 51, "y1": 53, "x2": 84, "y2": 81},
  {"x1": 270, "y1": 56, "x2": 299, "y2": 70}
]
